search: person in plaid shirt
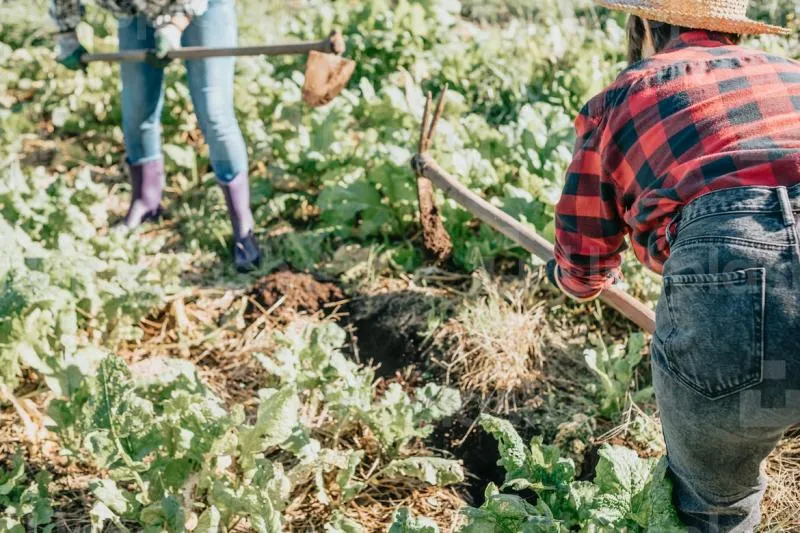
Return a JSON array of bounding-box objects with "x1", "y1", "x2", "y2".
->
[
  {"x1": 548, "y1": 1, "x2": 800, "y2": 531},
  {"x1": 50, "y1": 0, "x2": 209, "y2": 36},
  {"x1": 550, "y1": 25, "x2": 800, "y2": 301}
]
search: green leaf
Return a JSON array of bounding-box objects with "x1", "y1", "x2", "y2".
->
[
  {"x1": 324, "y1": 511, "x2": 365, "y2": 533},
  {"x1": 388, "y1": 507, "x2": 440, "y2": 533},
  {"x1": 589, "y1": 445, "x2": 685, "y2": 530},
  {"x1": 89, "y1": 479, "x2": 130, "y2": 516},
  {"x1": 583, "y1": 333, "x2": 648, "y2": 418},
  {"x1": 366, "y1": 382, "x2": 460, "y2": 452},
  {"x1": 524, "y1": 437, "x2": 576, "y2": 492},
  {"x1": 162, "y1": 495, "x2": 185, "y2": 532},
  {"x1": 366, "y1": 383, "x2": 418, "y2": 450},
  {"x1": 336, "y1": 450, "x2": 365, "y2": 502},
  {"x1": 238, "y1": 386, "x2": 300, "y2": 474},
  {"x1": 47, "y1": 346, "x2": 107, "y2": 397},
  {"x1": 90, "y1": 502, "x2": 129, "y2": 533},
  {"x1": 209, "y1": 460, "x2": 289, "y2": 533},
  {"x1": 413, "y1": 383, "x2": 462, "y2": 422},
  {"x1": 88, "y1": 356, "x2": 156, "y2": 474},
  {"x1": 380, "y1": 457, "x2": 465, "y2": 486},
  {"x1": 644, "y1": 458, "x2": 685, "y2": 532},
  {"x1": 317, "y1": 180, "x2": 397, "y2": 238},
  {"x1": 140, "y1": 495, "x2": 184, "y2": 532},
  {"x1": 246, "y1": 461, "x2": 289, "y2": 533},
  {"x1": 130, "y1": 356, "x2": 203, "y2": 398},
  {"x1": 20, "y1": 470, "x2": 54, "y2": 528},
  {"x1": 594, "y1": 445, "x2": 652, "y2": 497},
  {"x1": 462, "y1": 494, "x2": 558, "y2": 533},
  {"x1": 0, "y1": 453, "x2": 26, "y2": 496},
  {"x1": 163, "y1": 144, "x2": 197, "y2": 170},
  {"x1": 0, "y1": 517, "x2": 25, "y2": 533},
  {"x1": 92, "y1": 356, "x2": 134, "y2": 433},
  {"x1": 195, "y1": 506, "x2": 221, "y2": 533},
  {"x1": 478, "y1": 414, "x2": 529, "y2": 479}
]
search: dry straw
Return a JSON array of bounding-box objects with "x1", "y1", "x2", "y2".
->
[{"x1": 594, "y1": 0, "x2": 789, "y2": 35}]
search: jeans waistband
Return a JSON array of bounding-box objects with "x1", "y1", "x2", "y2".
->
[{"x1": 670, "y1": 185, "x2": 800, "y2": 244}]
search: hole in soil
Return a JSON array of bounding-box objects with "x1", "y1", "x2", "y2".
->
[
  {"x1": 342, "y1": 287, "x2": 521, "y2": 504},
  {"x1": 242, "y1": 275, "x2": 521, "y2": 505},
  {"x1": 579, "y1": 443, "x2": 602, "y2": 483},
  {"x1": 430, "y1": 415, "x2": 507, "y2": 505},
  {"x1": 343, "y1": 290, "x2": 453, "y2": 378}
]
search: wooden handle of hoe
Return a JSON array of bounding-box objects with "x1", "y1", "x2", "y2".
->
[
  {"x1": 412, "y1": 153, "x2": 656, "y2": 334},
  {"x1": 83, "y1": 31, "x2": 345, "y2": 63}
]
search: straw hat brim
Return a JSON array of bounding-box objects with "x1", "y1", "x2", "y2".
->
[{"x1": 594, "y1": 0, "x2": 789, "y2": 36}]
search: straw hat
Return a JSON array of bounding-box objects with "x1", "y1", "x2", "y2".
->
[{"x1": 594, "y1": 0, "x2": 789, "y2": 35}]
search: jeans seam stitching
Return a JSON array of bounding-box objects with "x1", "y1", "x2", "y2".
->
[
  {"x1": 671, "y1": 237, "x2": 790, "y2": 252},
  {"x1": 666, "y1": 277, "x2": 748, "y2": 287},
  {"x1": 679, "y1": 208, "x2": 783, "y2": 233}
]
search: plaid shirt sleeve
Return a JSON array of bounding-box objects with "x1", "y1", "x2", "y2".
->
[
  {"x1": 132, "y1": 0, "x2": 209, "y2": 25},
  {"x1": 50, "y1": 0, "x2": 83, "y2": 32},
  {"x1": 553, "y1": 101, "x2": 626, "y2": 301}
]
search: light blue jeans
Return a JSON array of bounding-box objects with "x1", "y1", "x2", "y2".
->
[{"x1": 118, "y1": 0, "x2": 247, "y2": 183}]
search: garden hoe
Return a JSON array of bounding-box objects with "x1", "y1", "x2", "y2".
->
[
  {"x1": 415, "y1": 87, "x2": 454, "y2": 262},
  {"x1": 411, "y1": 90, "x2": 657, "y2": 334},
  {"x1": 82, "y1": 30, "x2": 356, "y2": 107}
]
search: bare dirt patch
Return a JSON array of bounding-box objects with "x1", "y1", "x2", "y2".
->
[{"x1": 249, "y1": 270, "x2": 345, "y2": 317}]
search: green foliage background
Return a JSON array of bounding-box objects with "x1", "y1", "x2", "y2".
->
[{"x1": 0, "y1": 0, "x2": 797, "y2": 530}]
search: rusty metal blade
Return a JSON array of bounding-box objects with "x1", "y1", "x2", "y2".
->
[{"x1": 302, "y1": 51, "x2": 356, "y2": 107}]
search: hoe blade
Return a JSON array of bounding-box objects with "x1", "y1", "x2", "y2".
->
[{"x1": 302, "y1": 51, "x2": 356, "y2": 107}]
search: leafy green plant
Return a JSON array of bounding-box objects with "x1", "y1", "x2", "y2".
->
[
  {"x1": 389, "y1": 507, "x2": 441, "y2": 533},
  {"x1": 0, "y1": 454, "x2": 53, "y2": 532},
  {"x1": 3, "y1": 0, "x2": 796, "y2": 529},
  {"x1": 0, "y1": 163, "x2": 180, "y2": 389},
  {"x1": 51, "y1": 353, "x2": 298, "y2": 531},
  {"x1": 43, "y1": 320, "x2": 463, "y2": 531},
  {"x1": 584, "y1": 333, "x2": 653, "y2": 418},
  {"x1": 259, "y1": 321, "x2": 463, "y2": 453},
  {"x1": 462, "y1": 414, "x2": 685, "y2": 532}
]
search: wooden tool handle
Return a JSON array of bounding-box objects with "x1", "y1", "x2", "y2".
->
[
  {"x1": 412, "y1": 153, "x2": 656, "y2": 334},
  {"x1": 83, "y1": 31, "x2": 343, "y2": 63}
]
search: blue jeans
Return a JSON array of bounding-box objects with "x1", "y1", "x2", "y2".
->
[
  {"x1": 653, "y1": 185, "x2": 800, "y2": 532},
  {"x1": 118, "y1": 0, "x2": 247, "y2": 182}
]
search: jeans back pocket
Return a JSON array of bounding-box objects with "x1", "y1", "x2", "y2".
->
[{"x1": 656, "y1": 268, "x2": 765, "y2": 400}]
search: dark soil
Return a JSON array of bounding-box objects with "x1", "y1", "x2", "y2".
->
[
  {"x1": 343, "y1": 285, "x2": 545, "y2": 505},
  {"x1": 344, "y1": 289, "x2": 454, "y2": 377},
  {"x1": 431, "y1": 413, "x2": 507, "y2": 505},
  {"x1": 248, "y1": 271, "x2": 345, "y2": 317}
]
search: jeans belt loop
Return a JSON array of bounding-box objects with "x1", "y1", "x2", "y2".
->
[
  {"x1": 777, "y1": 186, "x2": 794, "y2": 227},
  {"x1": 666, "y1": 212, "x2": 681, "y2": 247}
]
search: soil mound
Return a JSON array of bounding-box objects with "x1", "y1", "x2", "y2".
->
[{"x1": 249, "y1": 271, "x2": 344, "y2": 315}]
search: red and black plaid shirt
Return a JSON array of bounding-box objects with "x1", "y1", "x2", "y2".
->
[{"x1": 554, "y1": 30, "x2": 800, "y2": 300}]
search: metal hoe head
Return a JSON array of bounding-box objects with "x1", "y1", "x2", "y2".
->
[
  {"x1": 302, "y1": 32, "x2": 356, "y2": 108},
  {"x1": 412, "y1": 87, "x2": 454, "y2": 262}
]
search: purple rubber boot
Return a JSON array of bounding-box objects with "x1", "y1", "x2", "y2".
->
[
  {"x1": 124, "y1": 159, "x2": 165, "y2": 229},
  {"x1": 220, "y1": 172, "x2": 262, "y2": 273}
]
